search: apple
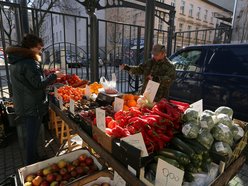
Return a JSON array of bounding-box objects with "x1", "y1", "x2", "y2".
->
[
  {"x1": 32, "y1": 175, "x2": 43, "y2": 186},
  {"x1": 51, "y1": 163, "x2": 60, "y2": 171},
  {"x1": 36, "y1": 169, "x2": 44, "y2": 177},
  {"x1": 55, "y1": 174, "x2": 62, "y2": 182},
  {"x1": 40, "y1": 180, "x2": 49, "y2": 186},
  {"x1": 43, "y1": 167, "x2": 52, "y2": 176},
  {"x1": 83, "y1": 166, "x2": 90, "y2": 174},
  {"x1": 50, "y1": 181, "x2": 59, "y2": 186},
  {"x1": 79, "y1": 162, "x2": 86, "y2": 167},
  {"x1": 24, "y1": 182, "x2": 32, "y2": 186},
  {"x1": 85, "y1": 157, "x2": 94, "y2": 166},
  {"x1": 78, "y1": 154, "x2": 87, "y2": 162},
  {"x1": 62, "y1": 173, "x2": 71, "y2": 181},
  {"x1": 90, "y1": 164, "x2": 99, "y2": 171},
  {"x1": 70, "y1": 170, "x2": 77, "y2": 177},
  {"x1": 59, "y1": 181, "x2": 68, "y2": 186},
  {"x1": 25, "y1": 174, "x2": 36, "y2": 182},
  {"x1": 59, "y1": 167, "x2": 68, "y2": 176},
  {"x1": 76, "y1": 166, "x2": 84, "y2": 175},
  {"x1": 67, "y1": 164, "x2": 75, "y2": 172},
  {"x1": 46, "y1": 173, "x2": 55, "y2": 183},
  {"x1": 71, "y1": 159, "x2": 79, "y2": 167},
  {"x1": 57, "y1": 159, "x2": 67, "y2": 169}
]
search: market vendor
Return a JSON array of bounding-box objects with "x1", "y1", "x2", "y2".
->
[{"x1": 120, "y1": 44, "x2": 176, "y2": 101}]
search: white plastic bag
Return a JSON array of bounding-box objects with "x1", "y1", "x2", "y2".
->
[{"x1": 100, "y1": 73, "x2": 118, "y2": 94}]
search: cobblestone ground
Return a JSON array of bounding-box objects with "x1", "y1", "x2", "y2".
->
[{"x1": 0, "y1": 125, "x2": 247, "y2": 185}]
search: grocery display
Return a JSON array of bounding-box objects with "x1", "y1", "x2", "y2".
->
[{"x1": 14, "y1": 73, "x2": 247, "y2": 186}]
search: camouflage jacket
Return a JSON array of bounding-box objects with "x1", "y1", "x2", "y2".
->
[{"x1": 125, "y1": 57, "x2": 176, "y2": 101}]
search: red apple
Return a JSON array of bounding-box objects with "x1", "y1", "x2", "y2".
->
[
  {"x1": 83, "y1": 166, "x2": 90, "y2": 174},
  {"x1": 70, "y1": 170, "x2": 77, "y2": 178},
  {"x1": 59, "y1": 181, "x2": 68, "y2": 186},
  {"x1": 79, "y1": 162, "x2": 86, "y2": 167},
  {"x1": 51, "y1": 163, "x2": 60, "y2": 172},
  {"x1": 62, "y1": 173, "x2": 71, "y2": 181},
  {"x1": 67, "y1": 164, "x2": 75, "y2": 172},
  {"x1": 36, "y1": 169, "x2": 44, "y2": 177},
  {"x1": 55, "y1": 174, "x2": 62, "y2": 182},
  {"x1": 59, "y1": 168, "x2": 68, "y2": 176},
  {"x1": 46, "y1": 173, "x2": 55, "y2": 183},
  {"x1": 72, "y1": 159, "x2": 79, "y2": 167},
  {"x1": 40, "y1": 180, "x2": 49, "y2": 186},
  {"x1": 76, "y1": 166, "x2": 84, "y2": 175},
  {"x1": 90, "y1": 164, "x2": 99, "y2": 171},
  {"x1": 85, "y1": 157, "x2": 94, "y2": 166},
  {"x1": 78, "y1": 154, "x2": 87, "y2": 162}
]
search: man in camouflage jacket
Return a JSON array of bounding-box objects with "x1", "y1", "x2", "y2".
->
[{"x1": 120, "y1": 44, "x2": 176, "y2": 101}]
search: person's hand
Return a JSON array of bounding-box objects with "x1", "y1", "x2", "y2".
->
[
  {"x1": 147, "y1": 74, "x2": 153, "y2": 80},
  {"x1": 54, "y1": 71, "x2": 64, "y2": 78},
  {"x1": 119, "y1": 64, "x2": 126, "y2": 70}
]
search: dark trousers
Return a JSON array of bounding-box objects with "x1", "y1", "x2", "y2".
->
[{"x1": 19, "y1": 116, "x2": 42, "y2": 165}]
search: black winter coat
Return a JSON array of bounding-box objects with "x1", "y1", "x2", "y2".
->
[{"x1": 6, "y1": 46, "x2": 57, "y2": 117}]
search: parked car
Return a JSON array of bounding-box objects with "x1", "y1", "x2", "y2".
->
[
  {"x1": 168, "y1": 44, "x2": 248, "y2": 121},
  {"x1": 66, "y1": 54, "x2": 84, "y2": 68}
]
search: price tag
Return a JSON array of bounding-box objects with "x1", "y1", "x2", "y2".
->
[
  {"x1": 155, "y1": 158, "x2": 184, "y2": 186},
  {"x1": 69, "y1": 99, "x2": 75, "y2": 115},
  {"x1": 114, "y1": 97, "x2": 124, "y2": 112},
  {"x1": 121, "y1": 133, "x2": 148, "y2": 157},
  {"x1": 85, "y1": 85, "x2": 91, "y2": 98},
  {"x1": 54, "y1": 87, "x2": 58, "y2": 99},
  {"x1": 143, "y1": 80, "x2": 160, "y2": 103},
  {"x1": 96, "y1": 108, "x2": 106, "y2": 132},
  {"x1": 190, "y1": 99, "x2": 203, "y2": 113},
  {"x1": 59, "y1": 96, "x2": 63, "y2": 110},
  {"x1": 113, "y1": 171, "x2": 126, "y2": 186}
]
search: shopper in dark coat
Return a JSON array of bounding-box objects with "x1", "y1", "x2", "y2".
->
[{"x1": 6, "y1": 34, "x2": 62, "y2": 165}]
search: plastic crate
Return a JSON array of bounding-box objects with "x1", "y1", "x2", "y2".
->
[{"x1": 0, "y1": 175, "x2": 17, "y2": 186}]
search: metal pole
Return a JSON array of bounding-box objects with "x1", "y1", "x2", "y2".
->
[
  {"x1": 89, "y1": 13, "x2": 99, "y2": 82},
  {"x1": 167, "y1": 10, "x2": 175, "y2": 56},
  {"x1": 143, "y1": 0, "x2": 155, "y2": 62},
  {"x1": 20, "y1": 0, "x2": 29, "y2": 34}
]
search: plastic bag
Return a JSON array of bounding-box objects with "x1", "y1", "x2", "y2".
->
[{"x1": 100, "y1": 74, "x2": 118, "y2": 94}]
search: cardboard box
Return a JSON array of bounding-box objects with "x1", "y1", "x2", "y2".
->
[
  {"x1": 92, "y1": 124, "x2": 114, "y2": 153},
  {"x1": 70, "y1": 170, "x2": 113, "y2": 186},
  {"x1": 112, "y1": 139, "x2": 154, "y2": 177},
  {"x1": 18, "y1": 149, "x2": 103, "y2": 185}
]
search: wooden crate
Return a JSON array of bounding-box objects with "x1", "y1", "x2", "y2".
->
[{"x1": 92, "y1": 125, "x2": 114, "y2": 153}]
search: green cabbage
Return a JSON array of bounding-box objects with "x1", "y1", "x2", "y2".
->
[
  {"x1": 197, "y1": 129, "x2": 214, "y2": 149},
  {"x1": 231, "y1": 124, "x2": 244, "y2": 142},
  {"x1": 199, "y1": 112, "x2": 215, "y2": 130},
  {"x1": 183, "y1": 108, "x2": 199, "y2": 122},
  {"x1": 215, "y1": 106, "x2": 233, "y2": 119},
  {"x1": 203, "y1": 110, "x2": 215, "y2": 116},
  {"x1": 212, "y1": 123, "x2": 234, "y2": 146},
  {"x1": 216, "y1": 113, "x2": 232, "y2": 128},
  {"x1": 212, "y1": 142, "x2": 233, "y2": 157},
  {"x1": 182, "y1": 122, "x2": 200, "y2": 139}
]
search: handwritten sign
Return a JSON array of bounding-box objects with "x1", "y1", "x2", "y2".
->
[
  {"x1": 96, "y1": 108, "x2": 106, "y2": 132},
  {"x1": 114, "y1": 97, "x2": 124, "y2": 112},
  {"x1": 155, "y1": 158, "x2": 184, "y2": 186},
  {"x1": 121, "y1": 133, "x2": 148, "y2": 157},
  {"x1": 69, "y1": 99, "x2": 75, "y2": 115},
  {"x1": 190, "y1": 99, "x2": 203, "y2": 113},
  {"x1": 85, "y1": 85, "x2": 91, "y2": 98},
  {"x1": 59, "y1": 96, "x2": 63, "y2": 110},
  {"x1": 113, "y1": 171, "x2": 126, "y2": 186},
  {"x1": 143, "y1": 80, "x2": 160, "y2": 103}
]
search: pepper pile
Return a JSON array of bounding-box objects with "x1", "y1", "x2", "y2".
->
[{"x1": 94, "y1": 98, "x2": 189, "y2": 153}]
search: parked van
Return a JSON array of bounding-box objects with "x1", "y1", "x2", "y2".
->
[{"x1": 168, "y1": 44, "x2": 248, "y2": 121}]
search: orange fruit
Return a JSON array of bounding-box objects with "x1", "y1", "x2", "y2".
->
[
  {"x1": 123, "y1": 105, "x2": 129, "y2": 111},
  {"x1": 127, "y1": 99, "x2": 137, "y2": 107}
]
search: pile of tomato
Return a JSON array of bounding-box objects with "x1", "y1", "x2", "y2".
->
[
  {"x1": 56, "y1": 74, "x2": 87, "y2": 87},
  {"x1": 57, "y1": 85, "x2": 85, "y2": 102}
]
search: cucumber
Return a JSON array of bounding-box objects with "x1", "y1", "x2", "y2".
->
[
  {"x1": 184, "y1": 172, "x2": 195, "y2": 182},
  {"x1": 182, "y1": 138, "x2": 209, "y2": 156},
  {"x1": 170, "y1": 137, "x2": 195, "y2": 156},
  {"x1": 147, "y1": 163, "x2": 157, "y2": 175},
  {"x1": 158, "y1": 148, "x2": 190, "y2": 165},
  {"x1": 154, "y1": 155, "x2": 180, "y2": 168}
]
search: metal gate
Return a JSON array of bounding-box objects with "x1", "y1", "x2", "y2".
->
[{"x1": 0, "y1": 1, "x2": 171, "y2": 97}]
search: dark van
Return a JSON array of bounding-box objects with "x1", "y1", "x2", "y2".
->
[{"x1": 168, "y1": 44, "x2": 248, "y2": 121}]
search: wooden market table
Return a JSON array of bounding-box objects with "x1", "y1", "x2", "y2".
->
[
  {"x1": 50, "y1": 102, "x2": 247, "y2": 186},
  {"x1": 49, "y1": 102, "x2": 146, "y2": 186}
]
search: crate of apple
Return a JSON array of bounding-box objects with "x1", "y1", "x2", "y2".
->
[{"x1": 23, "y1": 153, "x2": 99, "y2": 186}]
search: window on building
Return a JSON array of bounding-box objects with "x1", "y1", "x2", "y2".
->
[
  {"x1": 59, "y1": 15, "x2": 61, "y2": 23},
  {"x1": 180, "y1": 0, "x2": 185, "y2": 14},
  {"x1": 178, "y1": 23, "x2": 183, "y2": 36},
  {"x1": 60, "y1": 31, "x2": 62, "y2": 41},
  {"x1": 171, "y1": 0, "x2": 176, "y2": 7},
  {"x1": 204, "y1": 9, "x2": 208, "y2": 21},
  {"x1": 197, "y1": 7, "x2": 201, "y2": 19},
  {"x1": 55, "y1": 16, "x2": 57, "y2": 25},
  {"x1": 210, "y1": 12, "x2": 214, "y2": 23},
  {"x1": 187, "y1": 25, "x2": 192, "y2": 38},
  {"x1": 158, "y1": 19, "x2": 163, "y2": 30},
  {"x1": 56, "y1": 32, "x2": 58, "y2": 42},
  {"x1": 189, "y1": 4, "x2": 193, "y2": 17}
]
